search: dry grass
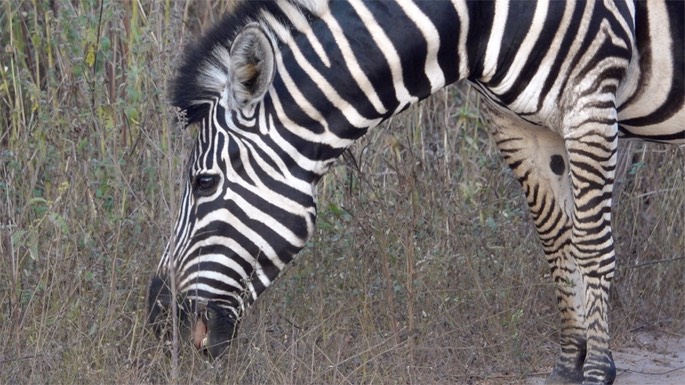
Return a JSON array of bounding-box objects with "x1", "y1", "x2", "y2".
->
[{"x1": 1, "y1": 1, "x2": 683, "y2": 384}]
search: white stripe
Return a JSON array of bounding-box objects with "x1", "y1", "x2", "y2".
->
[
  {"x1": 268, "y1": 112, "x2": 325, "y2": 173},
  {"x1": 507, "y1": 0, "x2": 577, "y2": 115},
  {"x1": 223, "y1": 185, "x2": 307, "y2": 249},
  {"x1": 488, "y1": 0, "x2": 549, "y2": 94},
  {"x1": 237, "y1": 130, "x2": 317, "y2": 194},
  {"x1": 348, "y1": 0, "x2": 418, "y2": 113},
  {"x1": 180, "y1": 270, "x2": 243, "y2": 293},
  {"x1": 451, "y1": 0, "x2": 471, "y2": 79},
  {"x1": 220, "y1": 132, "x2": 316, "y2": 218},
  {"x1": 260, "y1": 9, "x2": 292, "y2": 45},
  {"x1": 268, "y1": 49, "x2": 332, "y2": 137},
  {"x1": 262, "y1": 11, "x2": 378, "y2": 129},
  {"x1": 618, "y1": 0, "x2": 673, "y2": 120},
  {"x1": 481, "y1": 0, "x2": 509, "y2": 82},
  {"x1": 268, "y1": 73, "x2": 358, "y2": 149},
  {"x1": 197, "y1": 209, "x2": 286, "y2": 270},
  {"x1": 320, "y1": 10, "x2": 387, "y2": 114},
  {"x1": 184, "y1": 237, "x2": 257, "y2": 275},
  {"x1": 397, "y1": 1, "x2": 446, "y2": 93},
  {"x1": 182, "y1": 281, "x2": 244, "y2": 306},
  {"x1": 277, "y1": 0, "x2": 331, "y2": 67}
]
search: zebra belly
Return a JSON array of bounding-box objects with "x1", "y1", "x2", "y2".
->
[
  {"x1": 615, "y1": 0, "x2": 684, "y2": 144},
  {"x1": 617, "y1": 105, "x2": 685, "y2": 144},
  {"x1": 616, "y1": 37, "x2": 685, "y2": 144},
  {"x1": 617, "y1": 42, "x2": 685, "y2": 144}
]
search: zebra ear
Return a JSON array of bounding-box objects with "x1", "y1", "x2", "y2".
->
[{"x1": 230, "y1": 24, "x2": 275, "y2": 108}]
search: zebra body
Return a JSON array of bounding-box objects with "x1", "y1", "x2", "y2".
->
[{"x1": 147, "y1": 1, "x2": 684, "y2": 384}]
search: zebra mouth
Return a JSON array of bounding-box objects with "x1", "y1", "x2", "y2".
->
[
  {"x1": 186, "y1": 301, "x2": 238, "y2": 358},
  {"x1": 192, "y1": 312, "x2": 209, "y2": 351}
]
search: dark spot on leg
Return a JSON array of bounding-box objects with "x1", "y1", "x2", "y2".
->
[{"x1": 550, "y1": 154, "x2": 565, "y2": 176}]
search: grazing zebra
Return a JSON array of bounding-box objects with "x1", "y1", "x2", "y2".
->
[{"x1": 147, "y1": 1, "x2": 684, "y2": 384}]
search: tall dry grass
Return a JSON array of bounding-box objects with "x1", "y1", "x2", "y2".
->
[{"x1": 1, "y1": 1, "x2": 683, "y2": 384}]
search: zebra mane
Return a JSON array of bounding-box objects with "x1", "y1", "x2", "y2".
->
[{"x1": 171, "y1": 0, "x2": 328, "y2": 127}]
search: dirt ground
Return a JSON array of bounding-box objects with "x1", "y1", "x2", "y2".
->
[{"x1": 526, "y1": 332, "x2": 685, "y2": 385}]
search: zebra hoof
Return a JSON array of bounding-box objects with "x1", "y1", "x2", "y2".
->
[
  {"x1": 545, "y1": 363, "x2": 584, "y2": 385},
  {"x1": 580, "y1": 352, "x2": 616, "y2": 385}
]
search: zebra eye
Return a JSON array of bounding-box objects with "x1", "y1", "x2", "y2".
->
[{"x1": 193, "y1": 174, "x2": 219, "y2": 196}]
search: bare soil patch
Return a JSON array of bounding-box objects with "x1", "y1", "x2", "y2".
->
[{"x1": 525, "y1": 332, "x2": 685, "y2": 385}]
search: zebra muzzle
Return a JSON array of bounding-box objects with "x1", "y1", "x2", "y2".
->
[{"x1": 192, "y1": 313, "x2": 208, "y2": 350}]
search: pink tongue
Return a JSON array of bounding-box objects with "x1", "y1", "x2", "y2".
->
[{"x1": 192, "y1": 317, "x2": 208, "y2": 349}]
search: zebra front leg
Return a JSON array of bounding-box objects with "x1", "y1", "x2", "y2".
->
[
  {"x1": 487, "y1": 108, "x2": 588, "y2": 384},
  {"x1": 563, "y1": 119, "x2": 618, "y2": 385}
]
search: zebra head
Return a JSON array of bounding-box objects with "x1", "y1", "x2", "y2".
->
[{"x1": 147, "y1": 18, "x2": 323, "y2": 358}]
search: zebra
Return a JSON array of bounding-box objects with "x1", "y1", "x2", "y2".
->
[{"x1": 146, "y1": 1, "x2": 684, "y2": 384}]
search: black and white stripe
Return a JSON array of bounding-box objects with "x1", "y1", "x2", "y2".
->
[{"x1": 148, "y1": 1, "x2": 683, "y2": 383}]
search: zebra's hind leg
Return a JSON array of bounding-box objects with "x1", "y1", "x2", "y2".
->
[{"x1": 487, "y1": 107, "x2": 588, "y2": 385}]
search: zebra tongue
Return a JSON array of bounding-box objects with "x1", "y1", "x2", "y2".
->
[{"x1": 192, "y1": 316, "x2": 208, "y2": 350}]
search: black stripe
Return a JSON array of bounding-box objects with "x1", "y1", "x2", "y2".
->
[
  {"x1": 466, "y1": 1, "x2": 495, "y2": 80},
  {"x1": 620, "y1": 1, "x2": 684, "y2": 126},
  {"x1": 415, "y1": 0, "x2": 462, "y2": 85},
  {"x1": 365, "y1": 1, "x2": 431, "y2": 99}
]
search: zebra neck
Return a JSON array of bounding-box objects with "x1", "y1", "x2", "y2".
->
[{"x1": 261, "y1": 0, "x2": 474, "y2": 164}]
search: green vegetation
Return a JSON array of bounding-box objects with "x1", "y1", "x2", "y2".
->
[{"x1": 1, "y1": 1, "x2": 683, "y2": 384}]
